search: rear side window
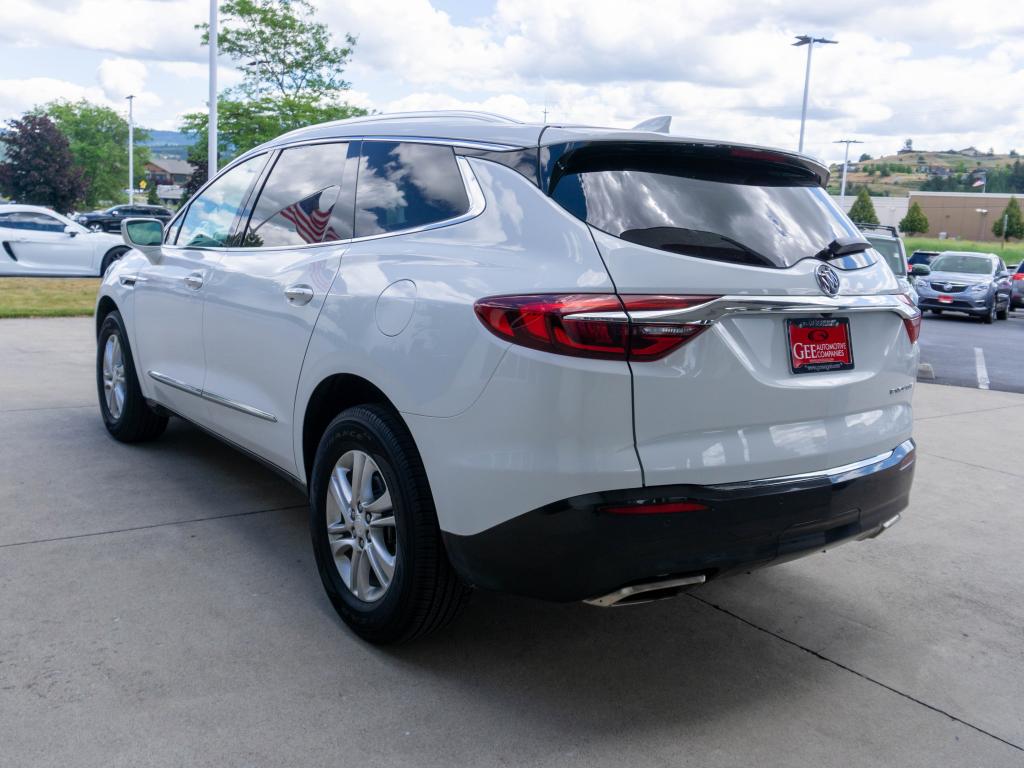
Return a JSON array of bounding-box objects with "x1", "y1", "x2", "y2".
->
[
  {"x1": 245, "y1": 142, "x2": 352, "y2": 246},
  {"x1": 354, "y1": 141, "x2": 469, "y2": 237},
  {"x1": 177, "y1": 153, "x2": 267, "y2": 247},
  {"x1": 549, "y1": 143, "x2": 854, "y2": 269}
]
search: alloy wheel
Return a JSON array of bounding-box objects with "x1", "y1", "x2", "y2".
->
[
  {"x1": 325, "y1": 450, "x2": 397, "y2": 603},
  {"x1": 101, "y1": 334, "x2": 126, "y2": 420}
]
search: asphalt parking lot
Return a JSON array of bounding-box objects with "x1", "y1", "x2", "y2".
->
[
  {"x1": 2, "y1": 318, "x2": 1023, "y2": 767},
  {"x1": 918, "y1": 309, "x2": 1024, "y2": 393}
]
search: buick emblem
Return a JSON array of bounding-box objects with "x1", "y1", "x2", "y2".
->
[
  {"x1": 815, "y1": 264, "x2": 841, "y2": 297},
  {"x1": 943, "y1": 283, "x2": 953, "y2": 291}
]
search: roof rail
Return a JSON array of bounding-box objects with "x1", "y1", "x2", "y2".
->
[{"x1": 330, "y1": 110, "x2": 522, "y2": 126}]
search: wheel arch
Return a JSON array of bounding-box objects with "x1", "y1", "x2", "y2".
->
[
  {"x1": 95, "y1": 295, "x2": 119, "y2": 338},
  {"x1": 300, "y1": 373, "x2": 410, "y2": 485}
]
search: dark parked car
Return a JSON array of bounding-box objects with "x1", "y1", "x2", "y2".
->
[
  {"x1": 909, "y1": 250, "x2": 940, "y2": 267},
  {"x1": 77, "y1": 204, "x2": 172, "y2": 233}
]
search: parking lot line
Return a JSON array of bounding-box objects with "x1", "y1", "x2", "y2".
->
[{"x1": 974, "y1": 347, "x2": 990, "y2": 390}]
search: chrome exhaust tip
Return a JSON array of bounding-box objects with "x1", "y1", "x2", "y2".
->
[
  {"x1": 860, "y1": 512, "x2": 902, "y2": 540},
  {"x1": 584, "y1": 574, "x2": 706, "y2": 608}
]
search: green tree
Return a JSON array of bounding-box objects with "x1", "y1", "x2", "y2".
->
[
  {"x1": 146, "y1": 184, "x2": 160, "y2": 204},
  {"x1": 858, "y1": 153, "x2": 872, "y2": 162},
  {"x1": 899, "y1": 202, "x2": 929, "y2": 235},
  {"x1": 0, "y1": 113, "x2": 86, "y2": 212},
  {"x1": 42, "y1": 100, "x2": 150, "y2": 208},
  {"x1": 992, "y1": 197, "x2": 1024, "y2": 240},
  {"x1": 184, "y1": 0, "x2": 366, "y2": 163},
  {"x1": 848, "y1": 187, "x2": 879, "y2": 224}
]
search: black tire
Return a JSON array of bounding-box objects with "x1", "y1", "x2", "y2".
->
[
  {"x1": 931, "y1": 309, "x2": 943, "y2": 315},
  {"x1": 96, "y1": 311, "x2": 168, "y2": 443},
  {"x1": 996, "y1": 298, "x2": 1009, "y2": 320},
  {"x1": 983, "y1": 302, "x2": 996, "y2": 324},
  {"x1": 99, "y1": 246, "x2": 128, "y2": 277},
  {"x1": 309, "y1": 405, "x2": 470, "y2": 644}
]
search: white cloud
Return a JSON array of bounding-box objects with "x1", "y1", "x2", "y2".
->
[
  {"x1": 97, "y1": 58, "x2": 148, "y2": 100},
  {"x1": 0, "y1": 77, "x2": 111, "y2": 117}
]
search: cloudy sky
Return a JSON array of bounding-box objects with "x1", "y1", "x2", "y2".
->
[{"x1": 2, "y1": 0, "x2": 1023, "y2": 164}]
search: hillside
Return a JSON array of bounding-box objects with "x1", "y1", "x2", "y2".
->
[
  {"x1": 141, "y1": 129, "x2": 195, "y2": 161},
  {"x1": 826, "y1": 147, "x2": 1021, "y2": 196}
]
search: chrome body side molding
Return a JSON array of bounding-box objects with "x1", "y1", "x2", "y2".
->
[{"x1": 147, "y1": 370, "x2": 278, "y2": 423}]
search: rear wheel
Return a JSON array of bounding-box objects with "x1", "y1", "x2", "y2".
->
[
  {"x1": 96, "y1": 311, "x2": 168, "y2": 442},
  {"x1": 931, "y1": 309, "x2": 943, "y2": 315},
  {"x1": 309, "y1": 405, "x2": 470, "y2": 644}
]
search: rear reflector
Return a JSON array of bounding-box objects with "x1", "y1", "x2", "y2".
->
[
  {"x1": 474, "y1": 294, "x2": 719, "y2": 361},
  {"x1": 601, "y1": 500, "x2": 708, "y2": 515},
  {"x1": 896, "y1": 293, "x2": 922, "y2": 343}
]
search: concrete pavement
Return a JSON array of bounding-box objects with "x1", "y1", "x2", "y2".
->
[{"x1": 1, "y1": 317, "x2": 1022, "y2": 767}]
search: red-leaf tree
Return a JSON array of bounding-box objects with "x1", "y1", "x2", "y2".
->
[{"x1": 0, "y1": 114, "x2": 87, "y2": 212}]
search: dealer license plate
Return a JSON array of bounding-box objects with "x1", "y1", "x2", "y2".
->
[{"x1": 787, "y1": 317, "x2": 854, "y2": 374}]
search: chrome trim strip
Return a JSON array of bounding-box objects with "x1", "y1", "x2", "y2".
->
[
  {"x1": 147, "y1": 371, "x2": 277, "y2": 423},
  {"x1": 201, "y1": 389, "x2": 278, "y2": 423},
  {"x1": 711, "y1": 439, "x2": 915, "y2": 489},
  {"x1": 567, "y1": 293, "x2": 920, "y2": 324},
  {"x1": 273, "y1": 135, "x2": 521, "y2": 153},
  {"x1": 148, "y1": 370, "x2": 203, "y2": 397},
  {"x1": 584, "y1": 574, "x2": 706, "y2": 608}
]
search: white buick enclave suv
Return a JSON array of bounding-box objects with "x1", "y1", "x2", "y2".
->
[{"x1": 95, "y1": 111, "x2": 919, "y2": 643}]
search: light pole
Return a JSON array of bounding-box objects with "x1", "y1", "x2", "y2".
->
[
  {"x1": 208, "y1": 0, "x2": 218, "y2": 175},
  {"x1": 833, "y1": 139, "x2": 862, "y2": 198},
  {"x1": 793, "y1": 35, "x2": 837, "y2": 154},
  {"x1": 126, "y1": 94, "x2": 135, "y2": 204}
]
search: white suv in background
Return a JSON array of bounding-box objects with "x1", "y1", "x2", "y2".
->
[{"x1": 95, "y1": 112, "x2": 920, "y2": 643}]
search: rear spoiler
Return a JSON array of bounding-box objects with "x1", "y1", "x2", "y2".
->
[{"x1": 539, "y1": 139, "x2": 830, "y2": 195}]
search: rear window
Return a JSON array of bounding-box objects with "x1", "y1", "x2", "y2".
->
[
  {"x1": 549, "y1": 143, "x2": 855, "y2": 269},
  {"x1": 931, "y1": 253, "x2": 994, "y2": 275},
  {"x1": 865, "y1": 236, "x2": 906, "y2": 277}
]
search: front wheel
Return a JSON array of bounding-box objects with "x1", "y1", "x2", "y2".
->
[
  {"x1": 997, "y1": 298, "x2": 1009, "y2": 320},
  {"x1": 309, "y1": 405, "x2": 470, "y2": 644},
  {"x1": 983, "y1": 302, "x2": 996, "y2": 324},
  {"x1": 96, "y1": 311, "x2": 168, "y2": 442},
  {"x1": 100, "y1": 246, "x2": 128, "y2": 277}
]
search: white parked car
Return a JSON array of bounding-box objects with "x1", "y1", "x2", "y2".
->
[
  {"x1": 95, "y1": 111, "x2": 920, "y2": 643},
  {"x1": 0, "y1": 204, "x2": 128, "y2": 276}
]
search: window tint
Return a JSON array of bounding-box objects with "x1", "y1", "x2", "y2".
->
[
  {"x1": 865, "y1": 236, "x2": 906, "y2": 277},
  {"x1": 177, "y1": 154, "x2": 268, "y2": 247},
  {"x1": 0, "y1": 211, "x2": 65, "y2": 233},
  {"x1": 245, "y1": 142, "x2": 352, "y2": 247},
  {"x1": 354, "y1": 141, "x2": 469, "y2": 237},
  {"x1": 549, "y1": 143, "x2": 854, "y2": 269}
]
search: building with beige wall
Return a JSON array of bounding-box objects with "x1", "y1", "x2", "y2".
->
[{"x1": 907, "y1": 191, "x2": 1019, "y2": 242}]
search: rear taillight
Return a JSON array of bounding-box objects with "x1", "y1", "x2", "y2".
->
[
  {"x1": 896, "y1": 293, "x2": 922, "y2": 343},
  {"x1": 473, "y1": 294, "x2": 719, "y2": 361},
  {"x1": 1013, "y1": 273, "x2": 1024, "y2": 281}
]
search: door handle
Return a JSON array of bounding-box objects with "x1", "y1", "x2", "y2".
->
[
  {"x1": 284, "y1": 284, "x2": 314, "y2": 306},
  {"x1": 184, "y1": 272, "x2": 204, "y2": 290}
]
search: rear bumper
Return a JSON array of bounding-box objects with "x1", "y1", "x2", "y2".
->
[{"x1": 443, "y1": 440, "x2": 916, "y2": 602}]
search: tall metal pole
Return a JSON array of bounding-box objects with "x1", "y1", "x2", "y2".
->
[
  {"x1": 126, "y1": 94, "x2": 134, "y2": 204},
  {"x1": 798, "y1": 41, "x2": 813, "y2": 154},
  {"x1": 208, "y1": 0, "x2": 218, "y2": 175},
  {"x1": 833, "y1": 139, "x2": 863, "y2": 198},
  {"x1": 793, "y1": 35, "x2": 837, "y2": 154}
]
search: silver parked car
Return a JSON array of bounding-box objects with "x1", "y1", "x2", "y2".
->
[{"x1": 913, "y1": 251, "x2": 1012, "y2": 323}]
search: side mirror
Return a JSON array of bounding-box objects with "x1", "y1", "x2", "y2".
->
[
  {"x1": 121, "y1": 217, "x2": 163, "y2": 256},
  {"x1": 911, "y1": 263, "x2": 931, "y2": 276},
  {"x1": 63, "y1": 225, "x2": 78, "y2": 238}
]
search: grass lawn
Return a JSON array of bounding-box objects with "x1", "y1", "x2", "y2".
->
[
  {"x1": 904, "y1": 237, "x2": 1024, "y2": 265},
  {"x1": 0, "y1": 278, "x2": 100, "y2": 318}
]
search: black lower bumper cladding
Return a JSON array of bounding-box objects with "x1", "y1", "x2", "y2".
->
[{"x1": 443, "y1": 440, "x2": 916, "y2": 602}]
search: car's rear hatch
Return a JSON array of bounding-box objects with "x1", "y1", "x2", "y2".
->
[{"x1": 544, "y1": 138, "x2": 919, "y2": 485}]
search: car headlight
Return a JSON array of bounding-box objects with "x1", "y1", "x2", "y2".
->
[
  {"x1": 969, "y1": 283, "x2": 988, "y2": 293},
  {"x1": 915, "y1": 278, "x2": 929, "y2": 289}
]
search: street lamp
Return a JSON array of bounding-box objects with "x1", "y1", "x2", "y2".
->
[
  {"x1": 833, "y1": 138, "x2": 863, "y2": 198},
  {"x1": 793, "y1": 35, "x2": 837, "y2": 154},
  {"x1": 126, "y1": 94, "x2": 135, "y2": 204}
]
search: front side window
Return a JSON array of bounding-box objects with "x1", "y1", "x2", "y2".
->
[
  {"x1": 245, "y1": 142, "x2": 352, "y2": 247},
  {"x1": 0, "y1": 211, "x2": 65, "y2": 233},
  {"x1": 354, "y1": 141, "x2": 469, "y2": 237},
  {"x1": 176, "y1": 154, "x2": 268, "y2": 247}
]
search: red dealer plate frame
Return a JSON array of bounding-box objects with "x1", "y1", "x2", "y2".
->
[{"x1": 787, "y1": 317, "x2": 855, "y2": 375}]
